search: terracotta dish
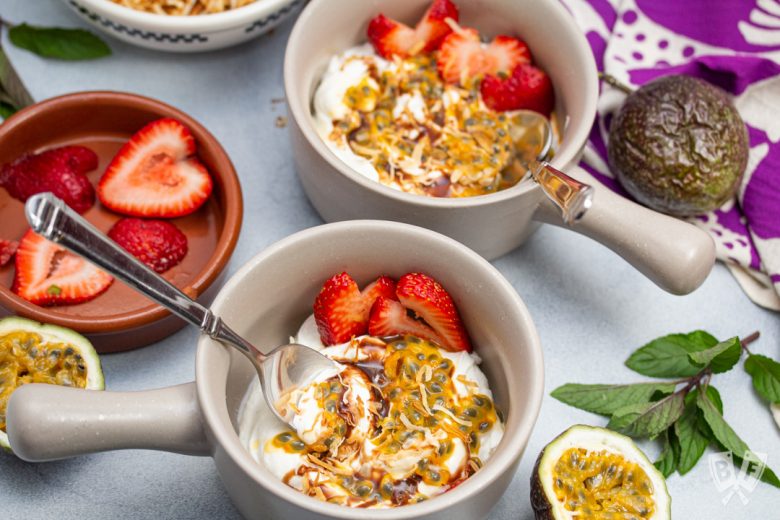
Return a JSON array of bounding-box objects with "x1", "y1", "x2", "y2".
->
[{"x1": 0, "y1": 91, "x2": 242, "y2": 352}]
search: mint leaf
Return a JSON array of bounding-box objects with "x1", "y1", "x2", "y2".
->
[
  {"x1": 697, "y1": 390, "x2": 780, "y2": 488},
  {"x1": 9, "y1": 24, "x2": 110, "y2": 60},
  {"x1": 744, "y1": 354, "x2": 780, "y2": 403},
  {"x1": 608, "y1": 392, "x2": 685, "y2": 438},
  {"x1": 625, "y1": 331, "x2": 716, "y2": 377},
  {"x1": 688, "y1": 337, "x2": 741, "y2": 374},
  {"x1": 654, "y1": 429, "x2": 678, "y2": 478},
  {"x1": 0, "y1": 101, "x2": 16, "y2": 119},
  {"x1": 703, "y1": 386, "x2": 723, "y2": 414},
  {"x1": 550, "y1": 382, "x2": 677, "y2": 416},
  {"x1": 675, "y1": 392, "x2": 710, "y2": 474}
]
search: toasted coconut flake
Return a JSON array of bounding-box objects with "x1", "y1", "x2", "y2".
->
[{"x1": 433, "y1": 403, "x2": 472, "y2": 427}]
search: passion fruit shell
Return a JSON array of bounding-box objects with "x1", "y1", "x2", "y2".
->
[
  {"x1": 531, "y1": 425, "x2": 671, "y2": 520},
  {"x1": 0, "y1": 316, "x2": 104, "y2": 452},
  {"x1": 608, "y1": 75, "x2": 748, "y2": 216}
]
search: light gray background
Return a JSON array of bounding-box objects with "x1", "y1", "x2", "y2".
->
[{"x1": 1, "y1": 1, "x2": 778, "y2": 518}]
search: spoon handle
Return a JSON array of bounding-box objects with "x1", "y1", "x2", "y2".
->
[
  {"x1": 23, "y1": 193, "x2": 257, "y2": 357},
  {"x1": 531, "y1": 161, "x2": 594, "y2": 225}
]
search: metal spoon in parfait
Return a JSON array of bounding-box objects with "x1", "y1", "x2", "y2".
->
[{"x1": 24, "y1": 192, "x2": 338, "y2": 425}]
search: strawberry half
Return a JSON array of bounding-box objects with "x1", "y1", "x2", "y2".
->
[
  {"x1": 97, "y1": 118, "x2": 213, "y2": 218},
  {"x1": 437, "y1": 28, "x2": 530, "y2": 85},
  {"x1": 13, "y1": 229, "x2": 113, "y2": 306},
  {"x1": 0, "y1": 145, "x2": 97, "y2": 213},
  {"x1": 0, "y1": 239, "x2": 18, "y2": 267},
  {"x1": 313, "y1": 273, "x2": 397, "y2": 345},
  {"x1": 395, "y1": 272, "x2": 471, "y2": 352},
  {"x1": 108, "y1": 218, "x2": 188, "y2": 273},
  {"x1": 480, "y1": 63, "x2": 555, "y2": 114},
  {"x1": 367, "y1": 0, "x2": 459, "y2": 59},
  {"x1": 368, "y1": 296, "x2": 444, "y2": 345}
]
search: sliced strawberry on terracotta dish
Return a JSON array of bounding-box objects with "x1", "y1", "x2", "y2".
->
[
  {"x1": 368, "y1": 0, "x2": 459, "y2": 59},
  {"x1": 313, "y1": 272, "x2": 397, "y2": 345},
  {"x1": 108, "y1": 218, "x2": 188, "y2": 274},
  {"x1": 0, "y1": 239, "x2": 19, "y2": 267},
  {"x1": 395, "y1": 272, "x2": 471, "y2": 352},
  {"x1": 437, "y1": 28, "x2": 530, "y2": 85},
  {"x1": 367, "y1": 296, "x2": 444, "y2": 345},
  {"x1": 480, "y1": 62, "x2": 555, "y2": 115},
  {"x1": 12, "y1": 229, "x2": 113, "y2": 306},
  {"x1": 97, "y1": 118, "x2": 213, "y2": 218},
  {"x1": 0, "y1": 145, "x2": 97, "y2": 213}
]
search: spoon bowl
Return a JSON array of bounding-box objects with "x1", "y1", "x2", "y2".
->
[{"x1": 24, "y1": 192, "x2": 337, "y2": 425}]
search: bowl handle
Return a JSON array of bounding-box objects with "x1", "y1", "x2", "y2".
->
[
  {"x1": 6, "y1": 382, "x2": 210, "y2": 462},
  {"x1": 534, "y1": 165, "x2": 716, "y2": 295}
]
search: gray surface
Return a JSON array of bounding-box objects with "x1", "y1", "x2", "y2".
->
[{"x1": 0, "y1": 1, "x2": 778, "y2": 518}]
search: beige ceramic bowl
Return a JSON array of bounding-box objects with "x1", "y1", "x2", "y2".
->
[
  {"x1": 8, "y1": 220, "x2": 544, "y2": 520},
  {"x1": 285, "y1": 0, "x2": 716, "y2": 295},
  {"x1": 63, "y1": 0, "x2": 305, "y2": 52}
]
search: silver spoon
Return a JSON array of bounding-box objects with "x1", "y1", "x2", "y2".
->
[
  {"x1": 514, "y1": 109, "x2": 594, "y2": 225},
  {"x1": 24, "y1": 192, "x2": 338, "y2": 425}
]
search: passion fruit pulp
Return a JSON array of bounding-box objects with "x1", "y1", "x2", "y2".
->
[
  {"x1": 0, "y1": 316, "x2": 104, "y2": 451},
  {"x1": 531, "y1": 425, "x2": 670, "y2": 520}
]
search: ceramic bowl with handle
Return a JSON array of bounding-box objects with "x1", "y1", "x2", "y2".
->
[
  {"x1": 7, "y1": 220, "x2": 544, "y2": 520},
  {"x1": 284, "y1": 0, "x2": 717, "y2": 295},
  {"x1": 62, "y1": 0, "x2": 305, "y2": 52}
]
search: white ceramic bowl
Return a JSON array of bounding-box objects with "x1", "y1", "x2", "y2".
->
[{"x1": 62, "y1": 0, "x2": 304, "y2": 52}]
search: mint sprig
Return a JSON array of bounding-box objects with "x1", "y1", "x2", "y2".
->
[
  {"x1": 551, "y1": 330, "x2": 780, "y2": 487},
  {"x1": 2, "y1": 19, "x2": 110, "y2": 61}
]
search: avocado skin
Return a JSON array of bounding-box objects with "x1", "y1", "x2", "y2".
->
[{"x1": 608, "y1": 75, "x2": 749, "y2": 216}]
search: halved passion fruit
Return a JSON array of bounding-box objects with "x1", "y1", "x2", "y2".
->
[
  {"x1": 531, "y1": 425, "x2": 670, "y2": 520},
  {"x1": 0, "y1": 316, "x2": 104, "y2": 451}
]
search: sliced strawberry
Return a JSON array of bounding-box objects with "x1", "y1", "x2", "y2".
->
[
  {"x1": 481, "y1": 63, "x2": 555, "y2": 114},
  {"x1": 313, "y1": 273, "x2": 397, "y2": 345},
  {"x1": 437, "y1": 29, "x2": 530, "y2": 85},
  {"x1": 97, "y1": 118, "x2": 213, "y2": 218},
  {"x1": 368, "y1": 0, "x2": 459, "y2": 59},
  {"x1": 368, "y1": 296, "x2": 444, "y2": 344},
  {"x1": 0, "y1": 145, "x2": 97, "y2": 213},
  {"x1": 396, "y1": 272, "x2": 471, "y2": 352},
  {"x1": 0, "y1": 239, "x2": 18, "y2": 267},
  {"x1": 108, "y1": 218, "x2": 188, "y2": 273},
  {"x1": 12, "y1": 229, "x2": 113, "y2": 306}
]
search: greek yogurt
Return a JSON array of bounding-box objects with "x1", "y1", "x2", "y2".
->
[{"x1": 238, "y1": 314, "x2": 504, "y2": 508}]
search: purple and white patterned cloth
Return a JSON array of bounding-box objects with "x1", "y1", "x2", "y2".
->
[{"x1": 562, "y1": 0, "x2": 780, "y2": 309}]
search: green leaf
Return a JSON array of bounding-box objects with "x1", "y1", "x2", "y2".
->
[
  {"x1": 688, "y1": 337, "x2": 742, "y2": 374},
  {"x1": 550, "y1": 382, "x2": 677, "y2": 416},
  {"x1": 9, "y1": 24, "x2": 111, "y2": 60},
  {"x1": 697, "y1": 390, "x2": 780, "y2": 488},
  {"x1": 607, "y1": 391, "x2": 685, "y2": 439},
  {"x1": 654, "y1": 429, "x2": 678, "y2": 478},
  {"x1": 0, "y1": 101, "x2": 17, "y2": 119},
  {"x1": 731, "y1": 453, "x2": 780, "y2": 488},
  {"x1": 675, "y1": 392, "x2": 710, "y2": 474},
  {"x1": 744, "y1": 354, "x2": 780, "y2": 404},
  {"x1": 625, "y1": 331, "x2": 717, "y2": 378}
]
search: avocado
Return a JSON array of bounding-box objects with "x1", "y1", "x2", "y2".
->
[{"x1": 608, "y1": 75, "x2": 749, "y2": 216}]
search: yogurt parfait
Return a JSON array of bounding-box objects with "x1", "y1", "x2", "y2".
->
[
  {"x1": 239, "y1": 272, "x2": 504, "y2": 508},
  {"x1": 312, "y1": 0, "x2": 555, "y2": 197}
]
